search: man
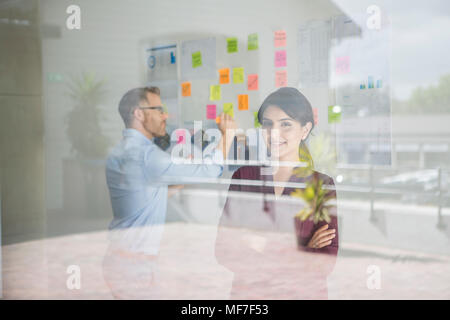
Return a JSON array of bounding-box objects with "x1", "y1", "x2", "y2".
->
[{"x1": 102, "y1": 86, "x2": 235, "y2": 298}]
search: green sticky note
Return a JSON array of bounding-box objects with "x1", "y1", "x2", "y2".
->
[
  {"x1": 233, "y1": 67, "x2": 244, "y2": 84},
  {"x1": 224, "y1": 103, "x2": 234, "y2": 118},
  {"x1": 227, "y1": 37, "x2": 238, "y2": 53},
  {"x1": 248, "y1": 33, "x2": 258, "y2": 51},
  {"x1": 192, "y1": 51, "x2": 202, "y2": 68},
  {"x1": 254, "y1": 111, "x2": 261, "y2": 128},
  {"x1": 210, "y1": 85, "x2": 221, "y2": 101},
  {"x1": 328, "y1": 105, "x2": 342, "y2": 124}
]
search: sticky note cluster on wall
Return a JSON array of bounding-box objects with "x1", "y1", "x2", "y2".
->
[
  {"x1": 274, "y1": 30, "x2": 287, "y2": 88},
  {"x1": 186, "y1": 35, "x2": 264, "y2": 122}
]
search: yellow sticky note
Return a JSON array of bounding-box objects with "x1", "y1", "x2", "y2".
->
[
  {"x1": 223, "y1": 103, "x2": 234, "y2": 118},
  {"x1": 181, "y1": 82, "x2": 191, "y2": 97},
  {"x1": 219, "y1": 68, "x2": 230, "y2": 84},
  {"x1": 210, "y1": 85, "x2": 221, "y2": 101},
  {"x1": 238, "y1": 94, "x2": 249, "y2": 110},
  {"x1": 233, "y1": 67, "x2": 244, "y2": 84}
]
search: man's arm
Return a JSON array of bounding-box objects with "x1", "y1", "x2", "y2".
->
[{"x1": 143, "y1": 113, "x2": 237, "y2": 183}]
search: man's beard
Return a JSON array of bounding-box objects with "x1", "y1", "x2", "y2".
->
[
  {"x1": 144, "y1": 119, "x2": 165, "y2": 138},
  {"x1": 154, "y1": 132, "x2": 170, "y2": 151}
]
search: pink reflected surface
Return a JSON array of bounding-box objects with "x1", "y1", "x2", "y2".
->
[{"x1": 2, "y1": 223, "x2": 450, "y2": 299}]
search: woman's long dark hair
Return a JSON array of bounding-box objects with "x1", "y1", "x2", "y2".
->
[{"x1": 258, "y1": 87, "x2": 315, "y2": 169}]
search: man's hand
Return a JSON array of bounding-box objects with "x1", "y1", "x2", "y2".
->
[
  {"x1": 217, "y1": 112, "x2": 237, "y2": 135},
  {"x1": 216, "y1": 112, "x2": 237, "y2": 160},
  {"x1": 307, "y1": 224, "x2": 336, "y2": 249}
]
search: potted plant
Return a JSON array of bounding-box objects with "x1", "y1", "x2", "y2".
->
[
  {"x1": 63, "y1": 72, "x2": 111, "y2": 218},
  {"x1": 66, "y1": 72, "x2": 110, "y2": 159},
  {"x1": 290, "y1": 144, "x2": 337, "y2": 250}
]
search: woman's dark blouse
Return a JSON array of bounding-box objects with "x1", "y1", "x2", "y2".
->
[{"x1": 215, "y1": 165, "x2": 339, "y2": 298}]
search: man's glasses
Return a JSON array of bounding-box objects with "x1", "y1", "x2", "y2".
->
[{"x1": 138, "y1": 106, "x2": 165, "y2": 114}]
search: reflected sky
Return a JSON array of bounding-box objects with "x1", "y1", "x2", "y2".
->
[{"x1": 334, "y1": 0, "x2": 450, "y2": 99}]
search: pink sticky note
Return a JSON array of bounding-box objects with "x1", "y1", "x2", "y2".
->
[
  {"x1": 275, "y1": 50, "x2": 287, "y2": 68},
  {"x1": 275, "y1": 70, "x2": 287, "y2": 87},
  {"x1": 175, "y1": 129, "x2": 186, "y2": 144},
  {"x1": 247, "y1": 74, "x2": 258, "y2": 91},
  {"x1": 313, "y1": 108, "x2": 318, "y2": 125},
  {"x1": 207, "y1": 104, "x2": 217, "y2": 119},
  {"x1": 335, "y1": 56, "x2": 350, "y2": 75},
  {"x1": 274, "y1": 30, "x2": 286, "y2": 47}
]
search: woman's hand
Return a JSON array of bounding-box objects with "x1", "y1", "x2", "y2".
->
[{"x1": 307, "y1": 224, "x2": 336, "y2": 249}]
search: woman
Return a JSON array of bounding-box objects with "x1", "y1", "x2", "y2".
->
[{"x1": 215, "y1": 87, "x2": 338, "y2": 299}]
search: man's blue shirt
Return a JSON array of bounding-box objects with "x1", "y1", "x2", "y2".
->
[{"x1": 105, "y1": 128, "x2": 223, "y2": 254}]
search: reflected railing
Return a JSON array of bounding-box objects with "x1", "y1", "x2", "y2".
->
[
  {"x1": 164, "y1": 163, "x2": 450, "y2": 232},
  {"x1": 335, "y1": 164, "x2": 449, "y2": 230}
]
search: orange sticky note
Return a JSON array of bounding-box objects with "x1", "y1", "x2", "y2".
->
[
  {"x1": 238, "y1": 94, "x2": 249, "y2": 110},
  {"x1": 247, "y1": 74, "x2": 258, "y2": 91},
  {"x1": 274, "y1": 30, "x2": 286, "y2": 47},
  {"x1": 275, "y1": 70, "x2": 287, "y2": 87},
  {"x1": 219, "y1": 68, "x2": 230, "y2": 84},
  {"x1": 181, "y1": 82, "x2": 191, "y2": 97}
]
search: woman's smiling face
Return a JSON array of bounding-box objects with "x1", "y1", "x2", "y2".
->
[{"x1": 261, "y1": 105, "x2": 310, "y2": 161}]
